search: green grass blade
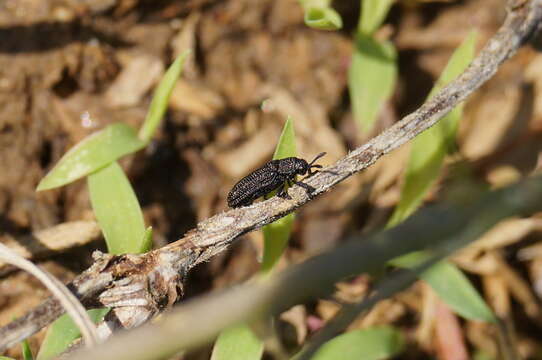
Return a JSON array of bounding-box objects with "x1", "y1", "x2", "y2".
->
[
  {"x1": 212, "y1": 118, "x2": 297, "y2": 359},
  {"x1": 36, "y1": 123, "x2": 145, "y2": 191},
  {"x1": 261, "y1": 117, "x2": 297, "y2": 273},
  {"x1": 140, "y1": 227, "x2": 154, "y2": 253},
  {"x1": 0, "y1": 357, "x2": 17, "y2": 360},
  {"x1": 212, "y1": 118, "x2": 297, "y2": 356},
  {"x1": 473, "y1": 351, "x2": 495, "y2": 360},
  {"x1": 299, "y1": 0, "x2": 329, "y2": 6},
  {"x1": 311, "y1": 326, "x2": 404, "y2": 360},
  {"x1": 272, "y1": 116, "x2": 296, "y2": 160},
  {"x1": 88, "y1": 161, "x2": 146, "y2": 255},
  {"x1": 389, "y1": 30, "x2": 477, "y2": 225},
  {"x1": 304, "y1": 7, "x2": 343, "y2": 30},
  {"x1": 211, "y1": 324, "x2": 264, "y2": 360},
  {"x1": 386, "y1": 31, "x2": 494, "y2": 322},
  {"x1": 359, "y1": 0, "x2": 394, "y2": 35},
  {"x1": 36, "y1": 309, "x2": 109, "y2": 360},
  {"x1": 261, "y1": 216, "x2": 295, "y2": 273},
  {"x1": 348, "y1": 35, "x2": 397, "y2": 133},
  {"x1": 391, "y1": 253, "x2": 495, "y2": 321},
  {"x1": 21, "y1": 339, "x2": 33, "y2": 360},
  {"x1": 138, "y1": 51, "x2": 191, "y2": 143}
]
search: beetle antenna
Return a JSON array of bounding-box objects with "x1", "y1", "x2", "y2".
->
[{"x1": 308, "y1": 152, "x2": 326, "y2": 167}]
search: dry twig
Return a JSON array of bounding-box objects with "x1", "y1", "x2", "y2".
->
[
  {"x1": 0, "y1": 243, "x2": 99, "y2": 348},
  {"x1": 0, "y1": 0, "x2": 541, "y2": 352}
]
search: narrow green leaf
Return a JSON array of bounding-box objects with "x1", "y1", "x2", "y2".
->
[
  {"x1": 359, "y1": 0, "x2": 394, "y2": 35},
  {"x1": 36, "y1": 308, "x2": 109, "y2": 360},
  {"x1": 272, "y1": 117, "x2": 296, "y2": 160},
  {"x1": 261, "y1": 216, "x2": 295, "y2": 273},
  {"x1": 391, "y1": 252, "x2": 495, "y2": 321},
  {"x1": 37, "y1": 123, "x2": 145, "y2": 191},
  {"x1": 261, "y1": 117, "x2": 297, "y2": 273},
  {"x1": 0, "y1": 357, "x2": 17, "y2": 360},
  {"x1": 88, "y1": 161, "x2": 146, "y2": 255},
  {"x1": 473, "y1": 350, "x2": 495, "y2": 360},
  {"x1": 299, "y1": 0, "x2": 330, "y2": 7},
  {"x1": 389, "y1": 30, "x2": 477, "y2": 225},
  {"x1": 140, "y1": 227, "x2": 154, "y2": 253},
  {"x1": 21, "y1": 339, "x2": 33, "y2": 360},
  {"x1": 387, "y1": 31, "x2": 493, "y2": 323},
  {"x1": 312, "y1": 326, "x2": 404, "y2": 360},
  {"x1": 211, "y1": 324, "x2": 264, "y2": 360},
  {"x1": 138, "y1": 51, "x2": 191, "y2": 143},
  {"x1": 349, "y1": 35, "x2": 397, "y2": 133},
  {"x1": 213, "y1": 119, "x2": 296, "y2": 358},
  {"x1": 304, "y1": 7, "x2": 343, "y2": 30}
]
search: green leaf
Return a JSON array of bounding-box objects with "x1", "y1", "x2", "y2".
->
[
  {"x1": 0, "y1": 357, "x2": 17, "y2": 360},
  {"x1": 389, "y1": 30, "x2": 477, "y2": 225},
  {"x1": 299, "y1": 0, "x2": 330, "y2": 7},
  {"x1": 88, "y1": 161, "x2": 146, "y2": 255},
  {"x1": 312, "y1": 326, "x2": 404, "y2": 360},
  {"x1": 261, "y1": 117, "x2": 297, "y2": 273},
  {"x1": 386, "y1": 31, "x2": 493, "y2": 322},
  {"x1": 359, "y1": 0, "x2": 394, "y2": 35},
  {"x1": 304, "y1": 7, "x2": 343, "y2": 30},
  {"x1": 349, "y1": 35, "x2": 397, "y2": 133},
  {"x1": 213, "y1": 119, "x2": 296, "y2": 360},
  {"x1": 261, "y1": 216, "x2": 295, "y2": 273},
  {"x1": 21, "y1": 339, "x2": 33, "y2": 360},
  {"x1": 36, "y1": 308, "x2": 109, "y2": 360},
  {"x1": 272, "y1": 117, "x2": 296, "y2": 160},
  {"x1": 140, "y1": 227, "x2": 154, "y2": 253},
  {"x1": 138, "y1": 50, "x2": 191, "y2": 143},
  {"x1": 391, "y1": 252, "x2": 495, "y2": 321},
  {"x1": 473, "y1": 350, "x2": 495, "y2": 360},
  {"x1": 37, "y1": 123, "x2": 145, "y2": 191},
  {"x1": 211, "y1": 324, "x2": 264, "y2": 360}
]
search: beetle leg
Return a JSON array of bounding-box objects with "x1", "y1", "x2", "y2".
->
[
  {"x1": 277, "y1": 183, "x2": 292, "y2": 199},
  {"x1": 308, "y1": 164, "x2": 322, "y2": 176},
  {"x1": 296, "y1": 181, "x2": 316, "y2": 196},
  {"x1": 240, "y1": 199, "x2": 253, "y2": 207}
]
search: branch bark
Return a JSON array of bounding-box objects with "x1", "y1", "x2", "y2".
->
[{"x1": 0, "y1": 0, "x2": 541, "y2": 352}]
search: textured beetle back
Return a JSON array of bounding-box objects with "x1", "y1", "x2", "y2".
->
[
  {"x1": 275, "y1": 158, "x2": 300, "y2": 175},
  {"x1": 227, "y1": 162, "x2": 282, "y2": 208}
]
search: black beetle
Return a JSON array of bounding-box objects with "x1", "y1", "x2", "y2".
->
[{"x1": 227, "y1": 152, "x2": 326, "y2": 208}]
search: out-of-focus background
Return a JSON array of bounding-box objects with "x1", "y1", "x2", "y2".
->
[{"x1": 1, "y1": 0, "x2": 542, "y2": 358}]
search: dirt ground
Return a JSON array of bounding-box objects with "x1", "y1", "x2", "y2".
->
[{"x1": 1, "y1": 0, "x2": 542, "y2": 359}]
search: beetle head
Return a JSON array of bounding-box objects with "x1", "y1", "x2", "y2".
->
[
  {"x1": 297, "y1": 152, "x2": 326, "y2": 176},
  {"x1": 293, "y1": 158, "x2": 310, "y2": 175}
]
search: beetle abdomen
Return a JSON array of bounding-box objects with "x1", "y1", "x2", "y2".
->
[{"x1": 227, "y1": 163, "x2": 283, "y2": 208}]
